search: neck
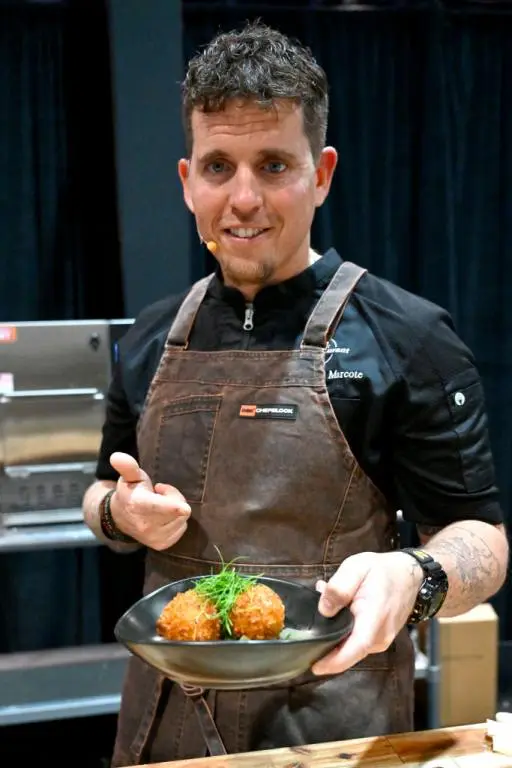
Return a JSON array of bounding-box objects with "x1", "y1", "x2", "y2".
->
[{"x1": 308, "y1": 247, "x2": 321, "y2": 266}]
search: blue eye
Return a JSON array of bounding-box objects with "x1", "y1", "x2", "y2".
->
[
  {"x1": 206, "y1": 161, "x2": 228, "y2": 174},
  {"x1": 264, "y1": 161, "x2": 286, "y2": 174}
]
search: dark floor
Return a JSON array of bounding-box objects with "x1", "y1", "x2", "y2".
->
[{"x1": 0, "y1": 714, "x2": 117, "y2": 767}]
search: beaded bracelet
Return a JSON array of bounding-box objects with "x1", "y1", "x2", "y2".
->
[{"x1": 99, "y1": 489, "x2": 136, "y2": 544}]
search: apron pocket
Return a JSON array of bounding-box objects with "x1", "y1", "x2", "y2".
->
[{"x1": 155, "y1": 395, "x2": 221, "y2": 502}]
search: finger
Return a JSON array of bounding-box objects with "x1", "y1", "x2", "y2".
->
[
  {"x1": 144, "y1": 489, "x2": 192, "y2": 516},
  {"x1": 154, "y1": 483, "x2": 192, "y2": 515},
  {"x1": 166, "y1": 519, "x2": 189, "y2": 547},
  {"x1": 110, "y1": 452, "x2": 145, "y2": 484},
  {"x1": 154, "y1": 482, "x2": 189, "y2": 502},
  {"x1": 153, "y1": 519, "x2": 189, "y2": 551},
  {"x1": 316, "y1": 579, "x2": 327, "y2": 594},
  {"x1": 312, "y1": 608, "x2": 380, "y2": 675},
  {"x1": 318, "y1": 559, "x2": 368, "y2": 618}
]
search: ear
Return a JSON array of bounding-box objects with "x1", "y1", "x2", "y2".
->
[
  {"x1": 314, "y1": 147, "x2": 338, "y2": 207},
  {"x1": 178, "y1": 158, "x2": 194, "y2": 213}
]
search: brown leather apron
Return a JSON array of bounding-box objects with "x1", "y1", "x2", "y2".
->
[{"x1": 111, "y1": 261, "x2": 415, "y2": 767}]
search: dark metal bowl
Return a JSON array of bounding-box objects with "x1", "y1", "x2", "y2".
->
[{"x1": 115, "y1": 575, "x2": 353, "y2": 690}]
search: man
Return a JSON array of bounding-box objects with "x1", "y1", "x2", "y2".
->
[{"x1": 83, "y1": 20, "x2": 508, "y2": 766}]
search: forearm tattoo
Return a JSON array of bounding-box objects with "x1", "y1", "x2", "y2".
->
[{"x1": 417, "y1": 523, "x2": 506, "y2": 613}]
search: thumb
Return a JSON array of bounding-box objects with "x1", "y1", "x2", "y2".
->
[
  {"x1": 110, "y1": 452, "x2": 151, "y2": 487},
  {"x1": 318, "y1": 557, "x2": 369, "y2": 618},
  {"x1": 154, "y1": 483, "x2": 192, "y2": 514}
]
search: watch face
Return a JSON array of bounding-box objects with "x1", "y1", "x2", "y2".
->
[
  {"x1": 407, "y1": 562, "x2": 449, "y2": 623},
  {"x1": 429, "y1": 588, "x2": 447, "y2": 616},
  {"x1": 423, "y1": 576, "x2": 448, "y2": 618}
]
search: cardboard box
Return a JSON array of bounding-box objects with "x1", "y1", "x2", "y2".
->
[{"x1": 438, "y1": 603, "x2": 498, "y2": 727}]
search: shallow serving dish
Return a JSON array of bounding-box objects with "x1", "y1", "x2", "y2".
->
[{"x1": 115, "y1": 575, "x2": 354, "y2": 690}]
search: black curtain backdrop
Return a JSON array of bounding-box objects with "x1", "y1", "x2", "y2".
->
[
  {"x1": 1, "y1": 3, "x2": 510, "y2": 657},
  {"x1": 0, "y1": 0, "x2": 123, "y2": 322}
]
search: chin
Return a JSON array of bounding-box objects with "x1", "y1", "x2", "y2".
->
[{"x1": 222, "y1": 256, "x2": 274, "y2": 285}]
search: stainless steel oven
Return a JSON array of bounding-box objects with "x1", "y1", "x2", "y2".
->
[{"x1": 0, "y1": 319, "x2": 136, "y2": 727}]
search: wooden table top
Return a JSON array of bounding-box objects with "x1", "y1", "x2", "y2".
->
[{"x1": 138, "y1": 724, "x2": 511, "y2": 768}]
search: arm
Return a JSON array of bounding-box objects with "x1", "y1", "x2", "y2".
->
[
  {"x1": 313, "y1": 520, "x2": 509, "y2": 676},
  {"x1": 83, "y1": 478, "x2": 141, "y2": 553},
  {"x1": 417, "y1": 520, "x2": 508, "y2": 616},
  {"x1": 85, "y1": 296, "x2": 190, "y2": 551},
  {"x1": 312, "y1": 309, "x2": 508, "y2": 676},
  {"x1": 82, "y1": 363, "x2": 142, "y2": 553},
  {"x1": 83, "y1": 361, "x2": 191, "y2": 553},
  {"x1": 391, "y1": 309, "x2": 508, "y2": 616}
]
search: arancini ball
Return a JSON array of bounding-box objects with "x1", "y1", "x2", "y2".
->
[
  {"x1": 229, "y1": 583, "x2": 285, "y2": 640},
  {"x1": 156, "y1": 589, "x2": 221, "y2": 641}
]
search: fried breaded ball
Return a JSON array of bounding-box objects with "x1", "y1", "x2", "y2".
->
[
  {"x1": 156, "y1": 589, "x2": 221, "y2": 641},
  {"x1": 229, "y1": 584, "x2": 285, "y2": 640}
]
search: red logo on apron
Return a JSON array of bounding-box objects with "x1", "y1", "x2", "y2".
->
[{"x1": 239, "y1": 404, "x2": 257, "y2": 418}]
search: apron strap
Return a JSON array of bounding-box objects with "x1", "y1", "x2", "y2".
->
[
  {"x1": 166, "y1": 260, "x2": 366, "y2": 351},
  {"x1": 166, "y1": 274, "x2": 215, "y2": 349},
  {"x1": 301, "y1": 261, "x2": 367, "y2": 349},
  {"x1": 180, "y1": 684, "x2": 227, "y2": 757}
]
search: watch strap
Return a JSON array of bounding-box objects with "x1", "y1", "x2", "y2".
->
[
  {"x1": 401, "y1": 547, "x2": 442, "y2": 575},
  {"x1": 401, "y1": 548, "x2": 448, "y2": 624},
  {"x1": 99, "y1": 489, "x2": 136, "y2": 544}
]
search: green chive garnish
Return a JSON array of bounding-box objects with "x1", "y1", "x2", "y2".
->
[{"x1": 193, "y1": 548, "x2": 260, "y2": 637}]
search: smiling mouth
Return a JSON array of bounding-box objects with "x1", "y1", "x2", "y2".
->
[{"x1": 224, "y1": 227, "x2": 270, "y2": 240}]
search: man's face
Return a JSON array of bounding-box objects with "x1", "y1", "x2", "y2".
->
[{"x1": 178, "y1": 99, "x2": 337, "y2": 294}]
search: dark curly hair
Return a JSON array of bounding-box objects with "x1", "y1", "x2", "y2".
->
[{"x1": 182, "y1": 21, "x2": 329, "y2": 161}]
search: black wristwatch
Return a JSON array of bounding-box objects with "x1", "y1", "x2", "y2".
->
[{"x1": 401, "y1": 548, "x2": 449, "y2": 624}]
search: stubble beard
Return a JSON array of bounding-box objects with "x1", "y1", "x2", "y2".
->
[{"x1": 220, "y1": 252, "x2": 275, "y2": 290}]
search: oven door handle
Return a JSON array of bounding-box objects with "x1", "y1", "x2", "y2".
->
[
  {"x1": 0, "y1": 388, "x2": 104, "y2": 402},
  {"x1": 3, "y1": 462, "x2": 98, "y2": 479}
]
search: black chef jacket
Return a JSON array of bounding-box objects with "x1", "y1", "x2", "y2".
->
[{"x1": 96, "y1": 248, "x2": 503, "y2": 528}]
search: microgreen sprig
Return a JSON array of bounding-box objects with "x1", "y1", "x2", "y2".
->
[{"x1": 193, "y1": 548, "x2": 259, "y2": 636}]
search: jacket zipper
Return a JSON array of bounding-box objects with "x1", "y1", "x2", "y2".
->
[{"x1": 242, "y1": 303, "x2": 254, "y2": 348}]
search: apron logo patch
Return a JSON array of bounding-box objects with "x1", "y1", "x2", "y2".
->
[{"x1": 239, "y1": 404, "x2": 298, "y2": 420}]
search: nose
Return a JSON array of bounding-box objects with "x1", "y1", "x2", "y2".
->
[{"x1": 229, "y1": 166, "x2": 263, "y2": 218}]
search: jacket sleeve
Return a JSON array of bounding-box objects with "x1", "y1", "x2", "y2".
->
[
  {"x1": 95, "y1": 361, "x2": 139, "y2": 481},
  {"x1": 389, "y1": 310, "x2": 503, "y2": 526}
]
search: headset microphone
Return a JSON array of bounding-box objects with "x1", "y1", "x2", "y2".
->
[{"x1": 206, "y1": 241, "x2": 218, "y2": 255}]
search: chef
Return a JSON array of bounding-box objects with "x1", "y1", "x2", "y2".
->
[{"x1": 82, "y1": 20, "x2": 508, "y2": 767}]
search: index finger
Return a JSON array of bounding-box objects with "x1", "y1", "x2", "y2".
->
[
  {"x1": 110, "y1": 452, "x2": 142, "y2": 484},
  {"x1": 312, "y1": 607, "x2": 379, "y2": 675}
]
